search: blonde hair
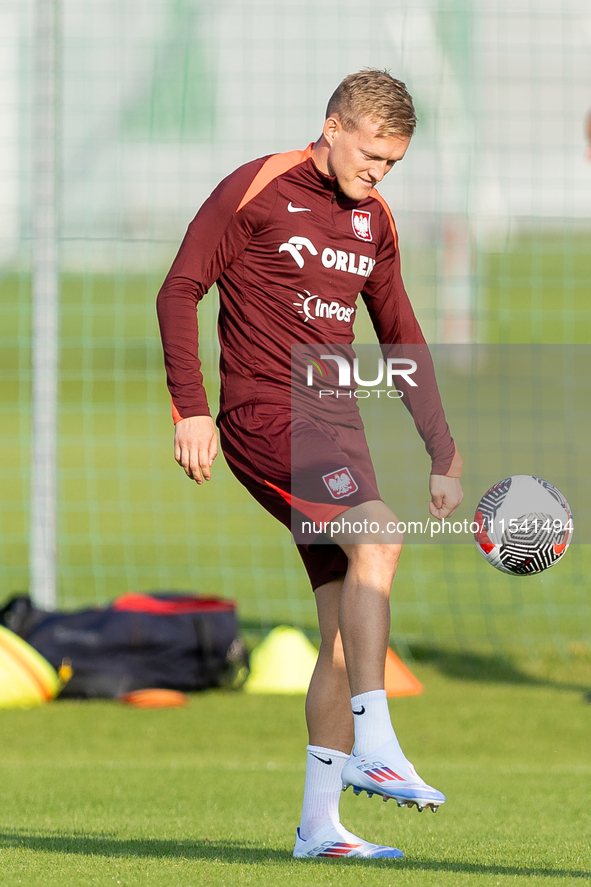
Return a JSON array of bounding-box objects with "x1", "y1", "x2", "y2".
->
[{"x1": 326, "y1": 69, "x2": 416, "y2": 138}]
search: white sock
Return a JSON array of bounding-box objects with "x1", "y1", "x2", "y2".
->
[
  {"x1": 298, "y1": 745, "x2": 349, "y2": 841},
  {"x1": 351, "y1": 689, "x2": 398, "y2": 756}
]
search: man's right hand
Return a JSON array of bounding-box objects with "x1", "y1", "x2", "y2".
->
[{"x1": 174, "y1": 415, "x2": 218, "y2": 484}]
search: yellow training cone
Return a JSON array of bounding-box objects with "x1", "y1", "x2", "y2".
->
[
  {"x1": 0, "y1": 626, "x2": 60, "y2": 708},
  {"x1": 384, "y1": 647, "x2": 423, "y2": 697},
  {"x1": 245, "y1": 626, "x2": 318, "y2": 694}
]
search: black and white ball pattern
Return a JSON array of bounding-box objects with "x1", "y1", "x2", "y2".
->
[{"x1": 474, "y1": 476, "x2": 573, "y2": 575}]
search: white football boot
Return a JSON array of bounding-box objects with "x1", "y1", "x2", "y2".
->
[
  {"x1": 293, "y1": 819, "x2": 404, "y2": 859},
  {"x1": 341, "y1": 738, "x2": 445, "y2": 812}
]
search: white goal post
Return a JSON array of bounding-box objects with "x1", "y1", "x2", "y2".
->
[{"x1": 30, "y1": 0, "x2": 60, "y2": 610}]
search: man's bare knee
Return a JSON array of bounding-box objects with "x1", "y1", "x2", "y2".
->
[
  {"x1": 344, "y1": 541, "x2": 402, "y2": 578},
  {"x1": 329, "y1": 500, "x2": 403, "y2": 546},
  {"x1": 327, "y1": 499, "x2": 404, "y2": 550}
]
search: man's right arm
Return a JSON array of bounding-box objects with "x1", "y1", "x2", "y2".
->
[
  {"x1": 156, "y1": 157, "x2": 269, "y2": 423},
  {"x1": 174, "y1": 415, "x2": 218, "y2": 484},
  {"x1": 156, "y1": 158, "x2": 271, "y2": 481}
]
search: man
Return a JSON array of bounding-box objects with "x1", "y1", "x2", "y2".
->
[{"x1": 157, "y1": 69, "x2": 463, "y2": 859}]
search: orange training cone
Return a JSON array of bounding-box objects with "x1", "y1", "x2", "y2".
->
[{"x1": 384, "y1": 647, "x2": 423, "y2": 697}]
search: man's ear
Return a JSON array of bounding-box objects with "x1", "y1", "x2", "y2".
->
[{"x1": 323, "y1": 115, "x2": 341, "y2": 146}]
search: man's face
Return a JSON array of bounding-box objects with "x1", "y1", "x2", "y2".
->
[{"x1": 324, "y1": 116, "x2": 411, "y2": 201}]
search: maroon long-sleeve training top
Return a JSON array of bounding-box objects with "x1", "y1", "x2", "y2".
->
[{"x1": 157, "y1": 145, "x2": 461, "y2": 477}]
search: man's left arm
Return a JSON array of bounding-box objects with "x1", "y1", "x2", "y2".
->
[
  {"x1": 429, "y1": 474, "x2": 463, "y2": 519},
  {"x1": 361, "y1": 208, "x2": 463, "y2": 517}
]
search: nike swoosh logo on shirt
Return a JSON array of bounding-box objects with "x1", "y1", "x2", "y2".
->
[
  {"x1": 311, "y1": 754, "x2": 333, "y2": 765},
  {"x1": 352, "y1": 706, "x2": 366, "y2": 716},
  {"x1": 287, "y1": 202, "x2": 311, "y2": 213}
]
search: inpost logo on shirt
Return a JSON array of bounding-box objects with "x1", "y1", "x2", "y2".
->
[{"x1": 294, "y1": 290, "x2": 355, "y2": 324}]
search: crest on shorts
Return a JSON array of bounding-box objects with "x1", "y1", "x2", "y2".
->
[
  {"x1": 322, "y1": 467, "x2": 359, "y2": 500},
  {"x1": 351, "y1": 210, "x2": 372, "y2": 242}
]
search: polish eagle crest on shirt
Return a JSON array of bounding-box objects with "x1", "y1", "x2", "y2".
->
[{"x1": 351, "y1": 210, "x2": 372, "y2": 242}]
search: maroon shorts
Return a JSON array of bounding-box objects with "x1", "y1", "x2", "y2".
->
[{"x1": 219, "y1": 404, "x2": 382, "y2": 590}]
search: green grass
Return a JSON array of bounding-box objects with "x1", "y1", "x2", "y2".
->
[{"x1": 0, "y1": 665, "x2": 590, "y2": 886}]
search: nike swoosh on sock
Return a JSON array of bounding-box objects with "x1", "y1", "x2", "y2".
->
[
  {"x1": 311, "y1": 754, "x2": 333, "y2": 765},
  {"x1": 352, "y1": 706, "x2": 366, "y2": 716}
]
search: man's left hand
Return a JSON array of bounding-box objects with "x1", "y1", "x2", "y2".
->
[{"x1": 429, "y1": 475, "x2": 463, "y2": 519}]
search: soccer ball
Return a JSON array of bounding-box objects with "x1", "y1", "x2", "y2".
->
[{"x1": 474, "y1": 475, "x2": 573, "y2": 575}]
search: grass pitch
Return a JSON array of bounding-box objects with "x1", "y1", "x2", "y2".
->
[
  {"x1": 0, "y1": 664, "x2": 589, "y2": 887},
  {"x1": 1, "y1": 236, "x2": 590, "y2": 884}
]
